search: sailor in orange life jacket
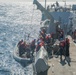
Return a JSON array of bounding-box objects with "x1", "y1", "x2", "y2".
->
[
  {"x1": 45, "y1": 35, "x2": 51, "y2": 45},
  {"x1": 39, "y1": 41, "x2": 44, "y2": 47},
  {"x1": 17, "y1": 39, "x2": 23, "y2": 47},
  {"x1": 59, "y1": 39, "x2": 65, "y2": 61},
  {"x1": 36, "y1": 39, "x2": 44, "y2": 52},
  {"x1": 65, "y1": 38, "x2": 70, "y2": 58},
  {"x1": 19, "y1": 41, "x2": 26, "y2": 57},
  {"x1": 35, "y1": 42, "x2": 41, "y2": 52}
]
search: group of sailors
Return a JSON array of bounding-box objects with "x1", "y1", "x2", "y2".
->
[
  {"x1": 17, "y1": 28, "x2": 54, "y2": 57},
  {"x1": 39, "y1": 28, "x2": 71, "y2": 62},
  {"x1": 17, "y1": 39, "x2": 36, "y2": 57},
  {"x1": 17, "y1": 27, "x2": 71, "y2": 63},
  {"x1": 56, "y1": 27, "x2": 70, "y2": 61},
  {"x1": 36, "y1": 28, "x2": 54, "y2": 53}
]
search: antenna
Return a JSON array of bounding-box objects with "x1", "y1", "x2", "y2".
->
[{"x1": 45, "y1": 0, "x2": 46, "y2": 9}]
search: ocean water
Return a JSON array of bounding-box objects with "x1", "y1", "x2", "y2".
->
[{"x1": 0, "y1": 2, "x2": 42, "y2": 75}]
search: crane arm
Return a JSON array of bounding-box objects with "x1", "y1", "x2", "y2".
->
[{"x1": 33, "y1": 0, "x2": 54, "y2": 22}]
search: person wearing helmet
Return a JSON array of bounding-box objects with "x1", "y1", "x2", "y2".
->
[{"x1": 17, "y1": 39, "x2": 23, "y2": 47}]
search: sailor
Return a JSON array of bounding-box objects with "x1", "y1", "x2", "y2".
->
[
  {"x1": 17, "y1": 39, "x2": 23, "y2": 47},
  {"x1": 59, "y1": 30, "x2": 64, "y2": 41},
  {"x1": 19, "y1": 41, "x2": 25, "y2": 57},
  {"x1": 59, "y1": 39, "x2": 65, "y2": 61},
  {"x1": 39, "y1": 41, "x2": 45, "y2": 47},
  {"x1": 40, "y1": 30, "x2": 46, "y2": 41},
  {"x1": 56, "y1": 1, "x2": 59, "y2": 7},
  {"x1": 73, "y1": 29, "x2": 76, "y2": 39},
  {"x1": 65, "y1": 37, "x2": 70, "y2": 66},
  {"x1": 51, "y1": 33, "x2": 55, "y2": 43},
  {"x1": 45, "y1": 35, "x2": 52, "y2": 55},
  {"x1": 65, "y1": 38, "x2": 70, "y2": 58},
  {"x1": 56, "y1": 25, "x2": 61, "y2": 39},
  {"x1": 42, "y1": 28, "x2": 46, "y2": 34},
  {"x1": 49, "y1": 34, "x2": 54, "y2": 45},
  {"x1": 35, "y1": 42, "x2": 41, "y2": 52},
  {"x1": 30, "y1": 39, "x2": 36, "y2": 56},
  {"x1": 45, "y1": 35, "x2": 50, "y2": 44}
]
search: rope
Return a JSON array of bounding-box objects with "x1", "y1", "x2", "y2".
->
[
  {"x1": 24, "y1": 4, "x2": 36, "y2": 41},
  {"x1": 30, "y1": 4, "x2": 35, "y2": 28}
]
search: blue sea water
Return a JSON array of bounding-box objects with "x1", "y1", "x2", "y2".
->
[{"x1": 0, "y1": 2, "x2": 41, "y2": 75}]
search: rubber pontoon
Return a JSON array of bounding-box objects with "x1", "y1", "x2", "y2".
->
[{"x1": 13, "y1": 46, "x2": 32, "y2": 67}]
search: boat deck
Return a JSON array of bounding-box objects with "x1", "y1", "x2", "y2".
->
[
  {"x1": 37, "y1": 36, "x2": 76, "y2": 75},
  {"x1": 48, "y1": 36, "x2": 76, "y2": 75}
]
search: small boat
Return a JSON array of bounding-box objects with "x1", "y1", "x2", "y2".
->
[{"x1": 13, "y1": 45, "x2": 33, "y2": 67}]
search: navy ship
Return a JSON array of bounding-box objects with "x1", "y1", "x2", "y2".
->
[
  {"x1": 33, "y1": 0, "x2": 76, "y2": 75},
  {"x1": 33, "y1": 0, "x2": 76, "y2": 36}
]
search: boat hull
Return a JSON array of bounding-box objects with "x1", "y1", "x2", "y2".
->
[{"x1": 13, "y1": 46, "x2": 32, "y2": 67}]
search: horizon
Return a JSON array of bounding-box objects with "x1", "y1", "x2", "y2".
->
[{"x1": 0, "y1": 0, "x2": 76, "y2": 2}]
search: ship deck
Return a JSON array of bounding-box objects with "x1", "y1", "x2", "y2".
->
[
  {"x1": 37, "y1": 36, "x2": 76, "y2": 75},
  {"x1": 48, "y1": 36, "x2": 76, "y2": 75}
]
